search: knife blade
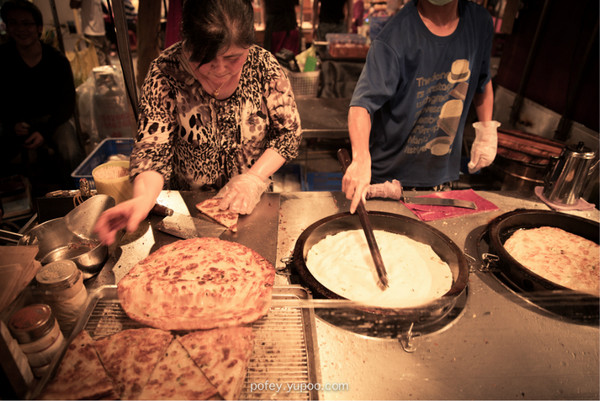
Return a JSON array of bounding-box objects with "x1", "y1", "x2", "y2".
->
[
  {"x1": 155, "y1": 213, "x2": 226, "y2": 239},
  {"x1": 401, "y1": 196, "x2": 477, "y2": 209}
]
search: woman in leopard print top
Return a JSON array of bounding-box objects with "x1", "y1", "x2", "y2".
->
[
  {"x1": 131, "y1": 42, "x2": 301, "y2": 191},
  {"x1": 94, "y1": 0, "x2": 301, "y2": 245}
]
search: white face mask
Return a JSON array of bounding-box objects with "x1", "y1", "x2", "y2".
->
[{"x1": 427, "y1": 0, "x2": 454, "y2": 5}]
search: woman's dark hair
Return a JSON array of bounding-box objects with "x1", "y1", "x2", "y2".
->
[
  {"x1": 1, "y1": 0, "x2": 44, "y2": 27},
  {"x1": 181, "y1": 0, "x2": 255, "y2": 65}
]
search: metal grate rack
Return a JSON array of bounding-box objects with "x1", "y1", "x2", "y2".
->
[
  {"x1": 243, "y1": 305, "x2": 316, "y2": 400},
  {"x1": 75, "y1": 286, "x2": 320, "y2": 400}
]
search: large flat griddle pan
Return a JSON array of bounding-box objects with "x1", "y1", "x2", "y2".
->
[
  {"x1": 487, "y1": 209, "x2": 599, "y2": 322},
  {"x1": 292, "y1": 212, "x2": 469, "y2": 331}
]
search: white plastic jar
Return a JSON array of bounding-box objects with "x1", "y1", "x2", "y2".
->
[{"x1": 36, "y1": 260, "x2": 88, "y2": 334}]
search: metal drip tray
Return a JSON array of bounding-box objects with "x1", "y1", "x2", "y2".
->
[{"x1": 30, "y1": 285, "x2": 321, "y2": 400}]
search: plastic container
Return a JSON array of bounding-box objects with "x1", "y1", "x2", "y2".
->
[
  {"x1": 71, "y1": 137, "x2": 134, "y2": 188},
  {"x1": 36, "y1": 260, "x2": 88, "y2": 335},
  {"x1": 92, "y1": 66, "x2": 137, "y2": 139},
  {"x1": 326, "y1": 33, "x2": 369, "y2": 59},
  {"x1": 92, "y1": 160, "x2": 133, "y2": 204},
  {"x1": 326, "y1": 33, "x2": 368, "y2": 45},
  {"x1": 8, "y1": 304, "x2": 65, "y2": 378}
]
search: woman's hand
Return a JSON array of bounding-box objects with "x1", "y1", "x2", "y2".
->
[
  {"x1": 93, "y1": 196, "x2": 149, "y2": 245},
  {"x1": 94, "y1": 171, "x2": 164, "y2": 245},
  {"x1": 216, "y1": 148, "x2": 284, "y2": 215},
  {"x1": 217, "y1": 173, "x2": 270, "y2": 215}
]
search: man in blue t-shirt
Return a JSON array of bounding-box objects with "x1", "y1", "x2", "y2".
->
[{"x1": 342, "y1": 0, "x2": 499, "y2": 213}]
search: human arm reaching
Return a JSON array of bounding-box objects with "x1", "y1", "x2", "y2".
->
[
  {"x1": 468, "y1": 81, "x2": 499, "y2": 173},
  {"x1": 94, "y1": 170, "x2": 164, "y2": 245},
  {"x1": 341, "y1": 106, "x2": 372, "y2": 214}
]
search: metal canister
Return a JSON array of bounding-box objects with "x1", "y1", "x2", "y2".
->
[
  {"x1": 8, "y1": 304, "x2": 65, "y2": 377},
  {"x1": 543, "y1": 142, "x2": 597, "y2": 205},
  {"x1": 36, "y1": 260, "x2": 88, "y2": 334}
]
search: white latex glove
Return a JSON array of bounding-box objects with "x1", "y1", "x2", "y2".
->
[
  {"x1": 217, "y1": 173, "x2": 270, "y2": 215},
  {"x1": 468, "y1": 120, "x2": 500, "y2": 173},
  {"x1": 365, "y1": 179, "x2": 403, "y2": 200}
]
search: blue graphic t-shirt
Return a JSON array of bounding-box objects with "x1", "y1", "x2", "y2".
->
[{"x1": 350, "y1": 0, "x2": 493, "y2": 187}]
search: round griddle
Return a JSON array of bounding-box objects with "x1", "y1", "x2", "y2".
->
[
  {"x1": 486, "y1": 209, "x2": 599, "y2": 323},
  {"x1": 291, "y1": 212, "x2": 469, "y2": 336}
]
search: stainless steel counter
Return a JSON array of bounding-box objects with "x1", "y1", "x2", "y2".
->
[
  {"x1": 276, "y1": 191, "x2": 599, "y2": 400},
  {"x1": 87, "y1": 190, "x2": 280, "y2": 289},
  {"x1": 88, "y1": 189, "x2": 599, "y2": 400}
]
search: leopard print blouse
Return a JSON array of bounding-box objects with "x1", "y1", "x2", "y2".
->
[{"x1": 130, "y1": 43, "x2": 302, "y2": 190}]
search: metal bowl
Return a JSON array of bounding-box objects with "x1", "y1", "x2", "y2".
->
[{"x1": 19, "y1": 217, "x2": 107, "y2": 279}]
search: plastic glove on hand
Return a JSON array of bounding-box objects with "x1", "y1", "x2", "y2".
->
[
  {"x1": 468, "y1": 120, "x2": 500, "y2": 173},
  {"x1": 365, "y1": 179, "x2": 403, "y2": 200},
  {"x1": 217, "y1": 173, "x2": 270, "y2": 215}
]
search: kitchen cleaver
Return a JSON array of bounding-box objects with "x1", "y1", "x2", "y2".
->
[
  {"x1": 365, "y1": 181, "x2": 477, "y2": 209},
  {"x1": 155, "y1": 212, "x2": 226, "y2": 239},
  {"x1": 401, "y1": 196, "x2": 477, "y2": 209}
]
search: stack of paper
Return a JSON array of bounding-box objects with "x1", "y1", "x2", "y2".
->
[{"x1": 0, "y1": 246, "x2": 41, "y2": 312}]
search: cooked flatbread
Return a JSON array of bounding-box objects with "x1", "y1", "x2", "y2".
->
[
  {"x1": 196, "y1": 198, "x2": 239, "y2": 232},
  {"x1": 137, "y1": 338, "x2": 219, "y2": 400},
  {"x1": 504, "y1": 226, "x2": 599, "y2": 295},
  {"x1": 118, "y1": 238, "x2": 275, "y2": 330},
  {"x1": 94, "y1": 328, "x2": 173, "y2": 400},
  {"x1": 306, "y1": 229, "x2": 453, "y2": 307},
  {"x1": 179, "y1": 327, "x2": 254, "y2": 400},
  {"x1": 40, "y1": 330, "x2": 117, "y2": 400}
]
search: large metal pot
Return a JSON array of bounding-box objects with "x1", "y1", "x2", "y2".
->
[
  {"x1": 487, "y1": 209, "x2": 599, "y2": 321},
  {"x1": 292, "y1": 212, "x2": 469, "y2": 331},
  {"x1": 17, "y1": 217, "x2": 107, "y2": 279},
  {"x1": 491, "y1": 129, "x2": 565, "y2": 194}
]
